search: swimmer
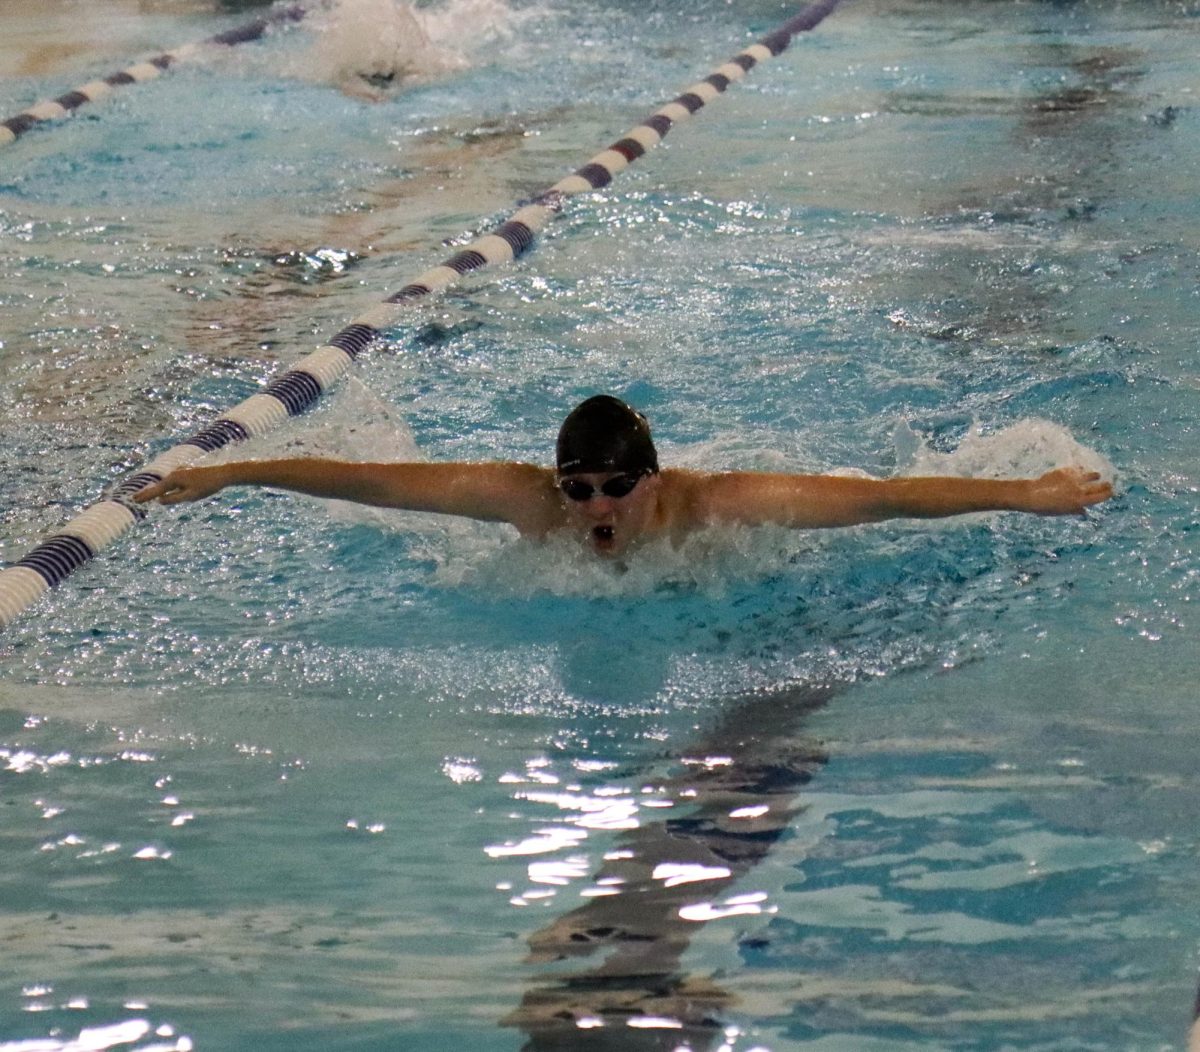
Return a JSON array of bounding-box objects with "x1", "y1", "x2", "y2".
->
[
  {"x1": 134, "y1": 395, "x2": 1114, "y2": 558},
  {"x1": 303, "y1": 0, "x2": 464, "y2": 101}
]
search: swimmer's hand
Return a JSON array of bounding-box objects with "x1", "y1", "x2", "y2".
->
[
  {"x1": 1020, "y1": 467, "x2": 1113, "y2": 515},
  {"x1": 134, "y1": 465, "x2": 230, "y2": 506}
]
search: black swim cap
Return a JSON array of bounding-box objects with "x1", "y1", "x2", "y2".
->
[{"x1": 556, "y1": 395, "x2": 659, "y2": 476}]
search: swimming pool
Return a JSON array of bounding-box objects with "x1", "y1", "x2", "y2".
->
[{"x1": 2, "y1": 0, "x2": 1198, "y2": 1048}]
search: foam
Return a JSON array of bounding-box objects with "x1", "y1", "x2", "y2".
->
[
  {"x1": 418, "y1": 0, "x2": 525, "y2": 50},
  {"x1": 454, "y1": 524, "x2": 815, "y2": 599},
  {"x1": 896, "y1": 417, "x2": 1116, "y2": 482}
]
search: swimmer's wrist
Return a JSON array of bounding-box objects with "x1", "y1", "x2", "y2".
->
[
  {"x1": 210, "y1": 463, "x2": 241, "y2": 490},
  {"x1": 1003, "y1": 479, "x2": 1035, "y2": 513}
]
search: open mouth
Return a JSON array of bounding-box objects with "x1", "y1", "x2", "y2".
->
[{"x1": 592, "y1": 525, "x2": 614, "y2": 546}]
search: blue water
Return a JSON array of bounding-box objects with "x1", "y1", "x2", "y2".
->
[{"x1": 2, "y1": 0, "x2": 1199, "y2": 1049}]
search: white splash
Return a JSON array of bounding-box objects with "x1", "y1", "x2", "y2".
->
[{"x1": 895, "y1": 417, "x2": 1116, "y2": 482}]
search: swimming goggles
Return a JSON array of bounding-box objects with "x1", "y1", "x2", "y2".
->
[{"x1": 558, "y1": 471, "x2": 647, "y2": 502}]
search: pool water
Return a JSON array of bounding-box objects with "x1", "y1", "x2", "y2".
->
[{"x1": 2, "y1": 0, "x2": 1199, "y2": 1049}]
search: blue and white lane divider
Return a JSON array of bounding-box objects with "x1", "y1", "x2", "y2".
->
[
  {"x1": 0, "y1": 0, "x2": 844, "y2": 629},
  {"x1": 0, "y1": 4, "x2": 307, "y2": 147}
]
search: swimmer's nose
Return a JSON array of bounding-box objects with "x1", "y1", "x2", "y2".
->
[{"x1": 580, "y1": 494, "x2": 619, "y2": 517}]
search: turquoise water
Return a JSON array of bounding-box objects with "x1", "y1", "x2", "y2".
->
[{"x1": 2, "y1": 0, "x2": 1199, "y2": 1049}]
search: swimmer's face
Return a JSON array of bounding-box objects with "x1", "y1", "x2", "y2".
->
[{"x1": 556, "y1": 469, "x2": 659, "y2": 556}]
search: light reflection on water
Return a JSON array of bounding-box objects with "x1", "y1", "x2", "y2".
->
[{"x1": 0, "y1": 1018, "x2": 192, "y2": 1052}]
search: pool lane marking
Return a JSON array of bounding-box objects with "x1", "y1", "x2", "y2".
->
[
  {"x1": 0, "y1": 0, "x2": 844, "y2": 629},
  {"x1": 0, "y1": 4, "x2": 308, "y2": 147}
]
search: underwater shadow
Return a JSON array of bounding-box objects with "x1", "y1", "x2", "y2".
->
[{"x1": 501, "y1": 680, "x2": 836, "y2": 1050}]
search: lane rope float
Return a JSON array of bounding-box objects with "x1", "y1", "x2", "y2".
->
[
  {"x1": 0, "y1": 3, "x2": 308, "y2": 148},
  {"x1": 0, "y1": 0, "x2": 845, "y2": 630}
]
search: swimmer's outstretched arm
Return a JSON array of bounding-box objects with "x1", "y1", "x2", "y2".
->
[
  {"x1": 691, "y1": 466, "x2": 1113, "y2": 529},
  {"x1": 134, "y1": 458, "x2": 558, "y2": 530}
]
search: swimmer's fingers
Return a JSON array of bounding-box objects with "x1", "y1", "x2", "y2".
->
[
  {"x1": 1062, "y1": 467, "x2": 1114, "y2": 512},
  {"x1": 1076, "y1": 469, "x2": 1114, "y2": 510},
  {"x1": 1029, "y1": 466, "x2": 1114, "y2": 515},
  {"x1": 153, "y1": 480, "x2": 197, "y2": 505},
  {"x1": 133, "y1": 466, "x2": 224, "y2": 506},
  {"x1": 132, "y1": 478, "x2": 170, "y2": 504}
]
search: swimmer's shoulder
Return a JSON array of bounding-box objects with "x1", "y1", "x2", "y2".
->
[
  {"x1": 656, "y1": 468, "x2": 719, "y2": 532},
  {"x1": 658, "y1": 467, "x2": 780, "y2": 532},
  {"x1": 491, "y1": 461, "x2": 562, "y2": 537},
  {"x1": 659, "y1": 467, "x2": 707, "y2": 491}
]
